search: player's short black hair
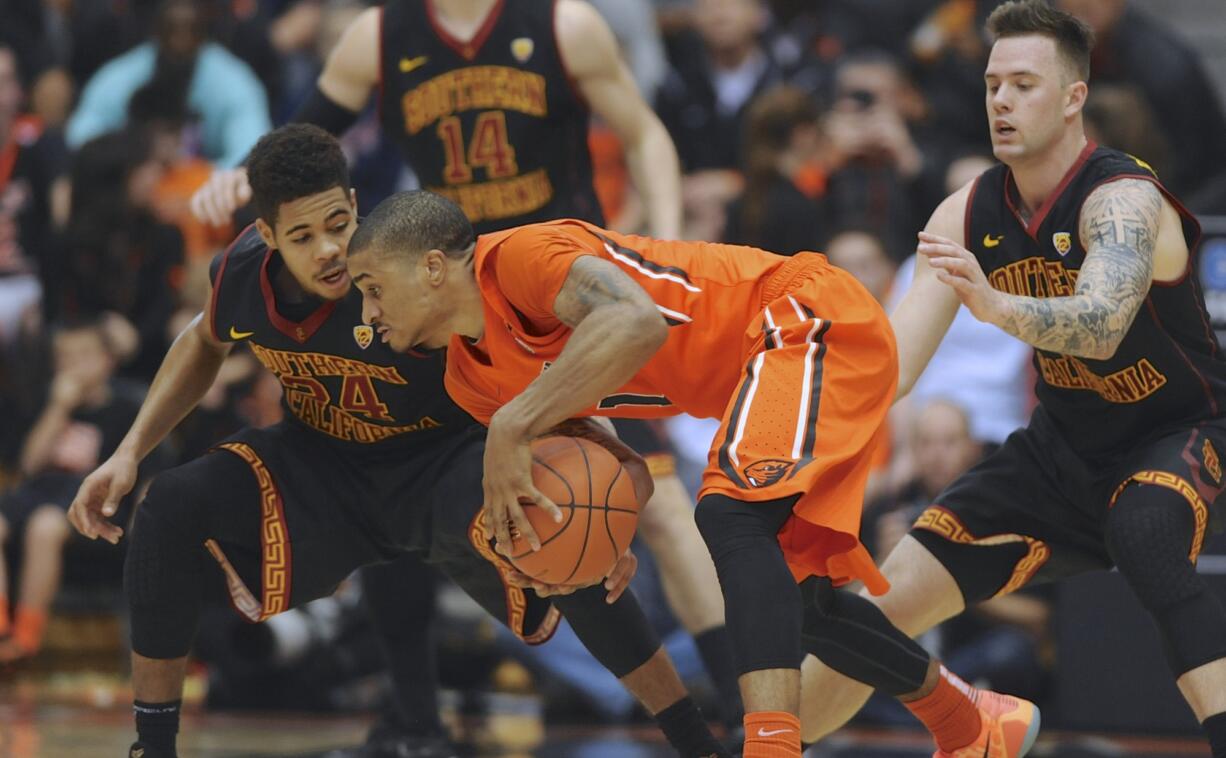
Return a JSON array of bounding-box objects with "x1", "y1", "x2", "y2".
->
[
  {"x1": 246, "y1": 124, "x2": 350, "y2": 227},
  {"x1": 348, "y1": 190, "x2": 475, "y2": 263},
  {"x1": 987, "y1": 0, "x2": 1094, "y2": 82}
]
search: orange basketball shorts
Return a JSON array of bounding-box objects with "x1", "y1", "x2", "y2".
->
[{"x1": 700, "y1": 254, "x2": 898, "y2": 594}]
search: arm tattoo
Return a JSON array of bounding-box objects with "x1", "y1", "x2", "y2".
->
[
  {"x1": 552, "y1": 255, "x2": 655, "y2": 327},
  {"x1": 995, "y1": 179, "x2": 1160, "y2": 359}
]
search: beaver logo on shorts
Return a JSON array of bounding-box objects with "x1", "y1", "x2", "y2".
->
[{"x1": 744, "y1": 459, "x2": 794, "y2": 488}]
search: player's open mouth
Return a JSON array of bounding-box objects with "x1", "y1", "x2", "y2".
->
[
  {"x1": 319, "y1": 269, "x2": 348, "y2": 286},
  {"x1": 994, "y1": 121, "x2": 1016, "y2": 137}
]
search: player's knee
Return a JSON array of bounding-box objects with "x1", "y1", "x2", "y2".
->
[
  {"x1": 694, "y1": 493, "x2": 790, "y2": 561},
  {"x1": 26, "y1": 506, "x2": 70, "y2": 545},
  {"x1": 1106, "y1": 484, "x2": 1226, "y2": 676},
  {"x1": 1105, "y1": 485, "x2": 1199, "y2": 610},
  {"x1": 125, "y1": 465, "x2": 215, "y2": 660}
]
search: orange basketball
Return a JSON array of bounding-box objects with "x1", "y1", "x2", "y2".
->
[{"x1": 507, "y1": 436, "x2": 640, "y2": 587}]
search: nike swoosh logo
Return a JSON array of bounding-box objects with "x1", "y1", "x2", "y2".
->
[
  {"x1": 983, "y1": 233, "x2": 1004, "y2": 248},
  {"x1": 400, "y1": 55, "x2": 429, "y2": 73},
  {"x1": 757, "y1": 727, "x2": 794, "y2": 737},
  {"x1": 229, "y1": 327, "x2": 255, "y2": 340}
]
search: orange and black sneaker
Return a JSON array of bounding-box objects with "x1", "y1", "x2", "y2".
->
[{"x1": 933, "y1": 690, "x2": 1040, "y2": 758}]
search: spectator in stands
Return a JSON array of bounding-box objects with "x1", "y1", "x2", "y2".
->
[
  {"x1": 59, "y1": 131, "x2": 184, "y2": 381},
  {"x1": 0, "y1": 43, "x2": 69, "y2": 334},
  {"x1": 822, "y1": 49, "x2": 952, "y2": 260},
  {"x1": 1056, "y1": 0, "x2": 1226, "y2": 199},
  {"x1": 65, "y1": 0, "x2": 271, "y2": 169},
  {"x1": 824, "y1": 227, "x2": 897, "y2": 303},
  {"x1": 723, "y1": 85, "x2": 826, "y2": 253},
  {"x1": 657, "y1": 0, "x2": 819, "y2": 239},
  {"x1": 0, "y1": 317, "x2": 147, "y2": 662}
]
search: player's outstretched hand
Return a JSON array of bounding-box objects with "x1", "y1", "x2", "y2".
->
[
  {"x1": 68, "y1": 454, "x2": 136, "y2": 544},
  {"x1": 917, "y1": 231, "x2": 1003, "y2": 324},
  {"x1": 504, "y1": 549, "x2": 637, "y2": 604},
  {"x1": 190, "y1": 167, "x2": 252, "y2": 227},
  {"x1": 484, "y1": 413, "x2": 563, "y2": 556}
]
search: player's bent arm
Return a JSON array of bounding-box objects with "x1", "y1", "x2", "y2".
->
[
  {"x1": 556, "y1": 0, "x2": 682, "y2": 239},
  {"x1": 985, "y1": 179, "x2": 1160, "y2": 359},
  {"x1": 892, "y1": 188, "x2": 966, "y2": 400},
  {"x1": 112, "y1": 309, "x2": 234, "y2": 463},
  {"x1": 316, "y1": 6, "x2": 380, "y2": 112},
  {"x1": 494, "y1": 256, "x2": 668, "y2": 439}
]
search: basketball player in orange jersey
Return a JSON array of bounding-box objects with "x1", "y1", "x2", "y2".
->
[
  {"x1": 796, "y1": 3, "x2": 1226, "y2": 756},
  {"x1": 343, "y1": 191, "x2": 1041, "y2": 758},
  {"x1": 190, "y1": 0, "x2": 745, "y2": 749}
]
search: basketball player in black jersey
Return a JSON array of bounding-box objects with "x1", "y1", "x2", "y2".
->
[
  {"x1": 191, "y1": 0, "x2": 744, "y2": 751},
  {"x1": 69, "y1": 125, "x2": 731, "y2": 758},
  {"x1": 798, "y1": 3, "x2": 1226, "y2": 755}
]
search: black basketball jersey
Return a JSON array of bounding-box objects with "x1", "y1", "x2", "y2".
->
[
  {"x1": 967, "y1": 142, "x2": 1226, "y2": 459},
  {"x1": 208, "y1": 226, "x2": 477, "y2": 454},
  {"x1": 377, "y1": 0, "x2": 604, "y2": 232}
]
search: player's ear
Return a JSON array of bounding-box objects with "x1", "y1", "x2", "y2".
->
[
  {"x1": 255, "y1": 217, "x2": 276, "y2": 249},
  {"x1": 1066, "y1": 80, "x2": 1088, "y2": 118},
  {"x1": 349, "y1": 187, "x2": 358, "y2": 215},
  {"x1": 424, "y1": 249, "x2": 446, "y2": 285}
]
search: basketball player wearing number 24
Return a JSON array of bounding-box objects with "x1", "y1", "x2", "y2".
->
[{"x1": 346, "y1": 191, "x2": 1038, "y2": 758}]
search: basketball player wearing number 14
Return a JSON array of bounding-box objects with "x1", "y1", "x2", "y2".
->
[{"x1": 799, "y1": 3, "x2": 1226, "y2": 757}]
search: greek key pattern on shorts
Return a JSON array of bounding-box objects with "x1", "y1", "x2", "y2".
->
[
  {"x1": 218, "y1": 442, "x2": 292, "y2": 621},
  {"x1": 1110, "y1": 470, "x2": 1209, "y2": 562},
  {"x1": 468, "y1": 515, "x2": 561, "y2": 645},
  {"x1": 914, "y1": 506, "x2": 1051, "y2": 598}
]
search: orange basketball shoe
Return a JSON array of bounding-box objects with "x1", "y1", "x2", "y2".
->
[{"x1": 933, "y1": 690, "x2": 1040, "y2": 758}]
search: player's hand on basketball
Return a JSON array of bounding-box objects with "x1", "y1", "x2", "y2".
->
[
  {"x1": 601, "y1": 549, "x2": 637, "y2": 604},
  {"x1": 917, "y1": 231, "x2": 1003, "y2": 323},
  {"x1": 484, "y1": 414, "x2": 563, "y2": 555},
  {"x1": 190, "y1": 167, "x2": 252, "y2": 227},
  {"x1": 503, "y1": 549, "x2": 636, "y2": 604},
  {"x1": 68, "y1": 453, "x2": 135, "y2": 544}
]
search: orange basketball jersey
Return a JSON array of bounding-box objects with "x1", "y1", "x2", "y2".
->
[
  {"x1": 445, "y1": 220, "x2": 899, "y2": 590},
  {"x1": 447, "y1": 219, "x2": 799, "y2": 423}
]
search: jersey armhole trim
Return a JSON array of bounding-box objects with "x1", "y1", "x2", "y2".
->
[{"x1": 963, "y1": 174, "x2": 982, "y2": 254}]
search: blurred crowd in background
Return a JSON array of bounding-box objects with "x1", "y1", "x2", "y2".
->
[{"x1": 1, "y1": 0, "x2": 1225, "y2": 735}]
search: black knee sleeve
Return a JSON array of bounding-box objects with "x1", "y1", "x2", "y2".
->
[
  {"x1": 695, "y1": 493, "x2": 802, "y2": 676},
  {"x1": 552, "y1": 585, "x2": 660, "y2": 679},
  {"x1": 799, "y1": 577, "x2": 930, "y2": 696},
  {"x1": 127, "y1": 453, "x2": 257, "y2": 659},
  {"x1": 1108, "y1": 484, "x2": 1226, "y2": 676},
  {"x1": 126, "y1": 470, "x2": 210, "y2": 659}
]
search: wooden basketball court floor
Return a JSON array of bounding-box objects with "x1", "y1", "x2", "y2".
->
[{"x1": 0, "y1": 704, "x2": 1212, "y2": 758}]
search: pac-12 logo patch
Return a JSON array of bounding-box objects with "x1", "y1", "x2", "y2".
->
[
  {"x1": 353, "y1": 325, "x2": 374, "y2": 349},
  {"x1": 743, "y1": 459, "x2": 794, "y2": 488},
  {"x1": 511, "y1": 37, "x2": 534, "y2": 62},
  {"x1": 1052, "y1": 232, "x2": 1072, "y2": 256}
]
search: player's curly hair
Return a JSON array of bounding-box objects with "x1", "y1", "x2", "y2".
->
[
  {"x1": 246, "y1": 124, "x2": 350, "y2": 226},
  {"x1": 987, "y1": 0, "x2": 1095, "y2": 82},
  {"x1": 348, "y1": 190, "x2": 475, "y2": 262}
]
